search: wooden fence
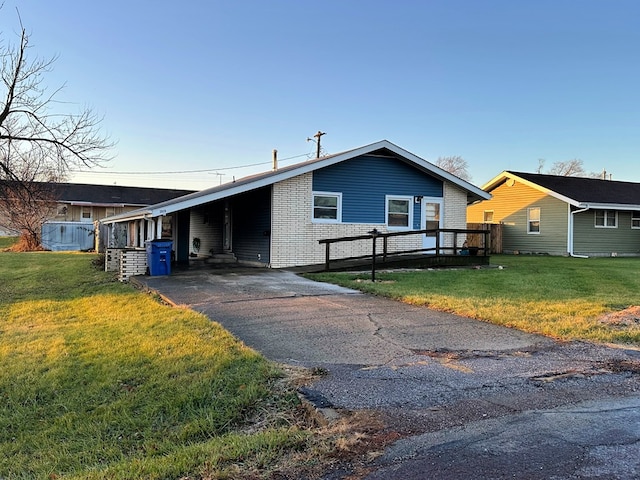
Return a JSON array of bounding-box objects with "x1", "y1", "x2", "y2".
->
[{"x1": 466, "y1": 223, "x2": 503, "y2": 254}]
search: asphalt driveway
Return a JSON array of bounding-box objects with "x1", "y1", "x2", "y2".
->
[{"x1": 136, "y1": 268, "x2": 640, "y2": 479}]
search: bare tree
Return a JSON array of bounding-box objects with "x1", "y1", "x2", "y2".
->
[
  {"x1": 436, "y1": 155, "x2": 471, "y2": 181},
  {"x1": 539, "y1": 159, "x2": 603, "y2": 179},
  {"x1": 0, "y1": 15, "x2": 111, "y2": 249},
  {"x1": 547, "y1": 159, "x2": 586, "y2": 177}
]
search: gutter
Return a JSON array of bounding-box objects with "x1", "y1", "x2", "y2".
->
[{"x1": 568, "y1": 205, "x2": 590, "y2": 258}]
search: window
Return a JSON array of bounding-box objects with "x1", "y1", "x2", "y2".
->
[
  {"x1": 527, "y1": 207, "x2": 540, "y2": 234},
  {"x1": 632, "y1": 211, "x2": 640, "y2": 229},
  {"x1": 80, "y1": 206, "x2": 93, "y2": 223},
  {"x1": 595, "y1": 210, "x2": 617, "y2": 228},
  {"x1": 483, "y1": 210, "x2": 494, "y2": 223},
  {"x1": 312, "y1": 192, "x2": 341, "y2": 223},
  {"x1": 386, "y1": 196, "x2": 412, "y2": 228}
]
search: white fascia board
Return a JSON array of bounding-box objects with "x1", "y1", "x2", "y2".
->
[
  {"x1": 146, "y1": 139, "x2": 488, "y2": 216},
  {"x1": 577, "y1": 203, "x2": 640, "y2": 211},
  {"x1": 481, "y1": 171, "x2": 511, "y2": 190},
  {"x1": 101, "y1": 209, "x2": 151, "y2": 224}
]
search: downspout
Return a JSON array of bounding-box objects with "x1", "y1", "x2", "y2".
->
[{"x1": 569, "y1": 206, "x2": 590, "y2": 258}]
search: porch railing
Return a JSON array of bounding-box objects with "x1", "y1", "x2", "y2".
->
[{"x1": 318, "y1": 228, "x2": 490, "y2": 275}]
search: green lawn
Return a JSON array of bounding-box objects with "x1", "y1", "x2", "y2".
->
[
  {"x1": 0, "y1": 252, "x2": 310, "y2": 479},
  {"x1": 309, "y1": 255, "x2": 640, "y2": 345},
  {"x1": 0, "y1": 236, "x2": 18, "y2": 249}
]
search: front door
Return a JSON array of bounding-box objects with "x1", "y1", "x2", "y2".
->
[{"x1": 421, "y1": 198, "x2": 443, "y2": 253}]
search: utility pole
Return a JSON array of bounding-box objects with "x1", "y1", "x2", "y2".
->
[{"x1": 307, "y1": 131, "x2": 326, "y2": 159}]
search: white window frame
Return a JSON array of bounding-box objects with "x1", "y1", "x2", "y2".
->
[
  {"x1": 80, "y1": 206, "x2": 93, "y2": 223},
  {"x1": 483, "y1": 210, "x2": 494, "y2": 223},
  {"x1": 594, "y1": 209, "x2": 617, "y2": 228},
  {"x1": 527, "y1": 207, "x2": 540, "y2": 234},
  {"x1": 386, "y1": 195, "x2": 413, "y2": 230},
  {"x1": 312, "y1": 191, "x2": 342, "y2": 223},
  {"x1": 631, "y1": 211, "x2": 640, "y2": 229}
]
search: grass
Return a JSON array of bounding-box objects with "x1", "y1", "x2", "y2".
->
[
  {"x1": 0, "y1": 252, "x2": 312, "y2": 479},
  {"x1": 0, "y1": 235, "x2": 18, "y2": 249},
  {"x1": 308, "y1": 255, "x2": 640, "y2": 346}
]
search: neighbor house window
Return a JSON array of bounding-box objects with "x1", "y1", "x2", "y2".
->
[
  {"x1": 386, "y1": 196, "x2": 412, "y2": 229},
  {"x1": 483, "y1": 210, "x2": 494, "y2": 223},
  {"x1": 527, "y1": 207, "x2": 540, "y2": 234},
  {"x1": 80, "y1": 206, "x2": 92, "y2": 222},
  {"x1": 595, "y1": 210, "x2": 617, "y2": 228},
  {"x1": 632, "y1": 211, "x2": 640, "y2": 229},
  {"x1": 312, "y1": 192, "x2": 341, "y2": 223}
]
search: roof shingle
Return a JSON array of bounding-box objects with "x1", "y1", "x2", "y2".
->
[{"x1": 508, "y1": 171, "x2": 640, "y2": 206}]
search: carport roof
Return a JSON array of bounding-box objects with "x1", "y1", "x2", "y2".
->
[{"x1": 101, "y1": 140, "x2": 491, "y2": 224}]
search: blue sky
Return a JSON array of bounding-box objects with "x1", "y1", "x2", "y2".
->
[{"x1": 2, "y1": 1, "x2": 639, "y2": 189}]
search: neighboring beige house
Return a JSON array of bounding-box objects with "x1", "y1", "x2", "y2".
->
[
  {"x1": 48, "y1": 183, "x2": 194, "y2": 224},
  {"x1": 35, "y1": 183, "x2": 193, "y2": 251},
  {"x1": 468, "y1": 171, "x2": 640, "y2": 257}
]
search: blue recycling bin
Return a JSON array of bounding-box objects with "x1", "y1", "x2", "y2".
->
[{"x1": 146, "y1": 239, "x2": 173, "y2": 276}]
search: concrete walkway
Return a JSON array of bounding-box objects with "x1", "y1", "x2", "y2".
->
[{"x1": 136, "y1": 268, "x2": 640, "y2": 479}]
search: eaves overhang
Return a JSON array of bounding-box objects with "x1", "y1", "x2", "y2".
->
[{"x1": 574, "y1": 202, "x2": 640, "y2": 211}]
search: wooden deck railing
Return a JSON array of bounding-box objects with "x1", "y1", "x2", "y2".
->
[{"x1": 318, "y1": 228, "x2": 490, "y2": 277}]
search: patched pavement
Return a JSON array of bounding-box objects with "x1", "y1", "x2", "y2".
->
[{"x1": 136, "y1": 268, "x2": 640, "y2": 479}]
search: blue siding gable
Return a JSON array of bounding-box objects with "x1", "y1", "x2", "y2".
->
[{"x1": 312, "y1": 155, "x2": 443, "y2": 226}]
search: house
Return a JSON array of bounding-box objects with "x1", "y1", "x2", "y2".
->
[
  {"x1": 467, "y1": 171, "x2": 640, "y2": 257},
  {"x1": 101, "y1": 140, "x2": 490, "y2": 270},
  {"x1": 40, "y1": 183, "x2": 194, "y2": 251}
]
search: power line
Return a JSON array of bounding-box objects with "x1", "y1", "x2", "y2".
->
[{"x1": 69, "y1": 153, "x2": 309, "y2": 175}]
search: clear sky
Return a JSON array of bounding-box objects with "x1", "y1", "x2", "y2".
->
[{"x1": 2, "y1": 0, "x2": 639, "y2": 190}]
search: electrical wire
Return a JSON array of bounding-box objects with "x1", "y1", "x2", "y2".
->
[{"x1": 69, "y1": 153, "x2": 309, "y2": 175}]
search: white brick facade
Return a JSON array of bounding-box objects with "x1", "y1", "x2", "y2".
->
[
  {"x1": 270, "y1": 174, "x2": 470, "y2": 268},
  {"x1": 443, "y1": 183, "x2": 469, "y2": 249}
]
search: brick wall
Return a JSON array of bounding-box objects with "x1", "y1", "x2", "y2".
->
[
  {"x1": 271, "y1": 174, "x2": 421, "y2": 268},
  {"x1": 105, "y1": 247, "x2": 147, "y2": 282},
  {"x1": 443, "y1": 183, "x2": 468, "y2": 248}
]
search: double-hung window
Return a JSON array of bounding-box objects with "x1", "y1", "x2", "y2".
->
[
  {"x1": 312, "y1": 192, "x2": 341, "y2": 223},
  {"x1": 631, "y1": 211, "x2": 640, "y2": 229},
  {"x1": 595, "y1": 210, "x2": 617, "y2": 228},
  {"x1": 80, "y1": 206, "x2": 93, "y2": 223},
  {"x1": 386, "y1": 196, "x2": 412, "y2": 229},
  {"x1": 527, "y1": 207, "x2": 540, "y2": 234}
]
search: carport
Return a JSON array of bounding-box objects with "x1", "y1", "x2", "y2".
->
[{"x1": 102, "y1": 184, "x2": 273, "y2": 268}]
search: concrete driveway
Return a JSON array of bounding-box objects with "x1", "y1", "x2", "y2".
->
[{"x1": 137, "y1": 268, "x2": 640, "y2": 480}]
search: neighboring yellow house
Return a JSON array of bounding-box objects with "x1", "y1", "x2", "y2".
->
[{"x1": 468, "y1": 171, "x2": 640, "y2": 257}]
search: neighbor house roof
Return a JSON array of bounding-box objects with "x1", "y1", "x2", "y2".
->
[
  {"x1": 102, "y1": 140, "x2": 491, "y2": 224},
  {"x1": 482, "y1": 171, "x2": 640, "y2": 210},
  {"x1": 50, "y1": 183, "x2": 195, "y2": 207}
]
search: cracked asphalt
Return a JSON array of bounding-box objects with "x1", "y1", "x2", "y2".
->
[{"x1": 136, "y1": 268, "x2": 640, "y2": 479}]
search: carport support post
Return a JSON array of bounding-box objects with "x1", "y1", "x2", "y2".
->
[{"x1": 369, "y1": 228, "x2": 379, "y2": 282}]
